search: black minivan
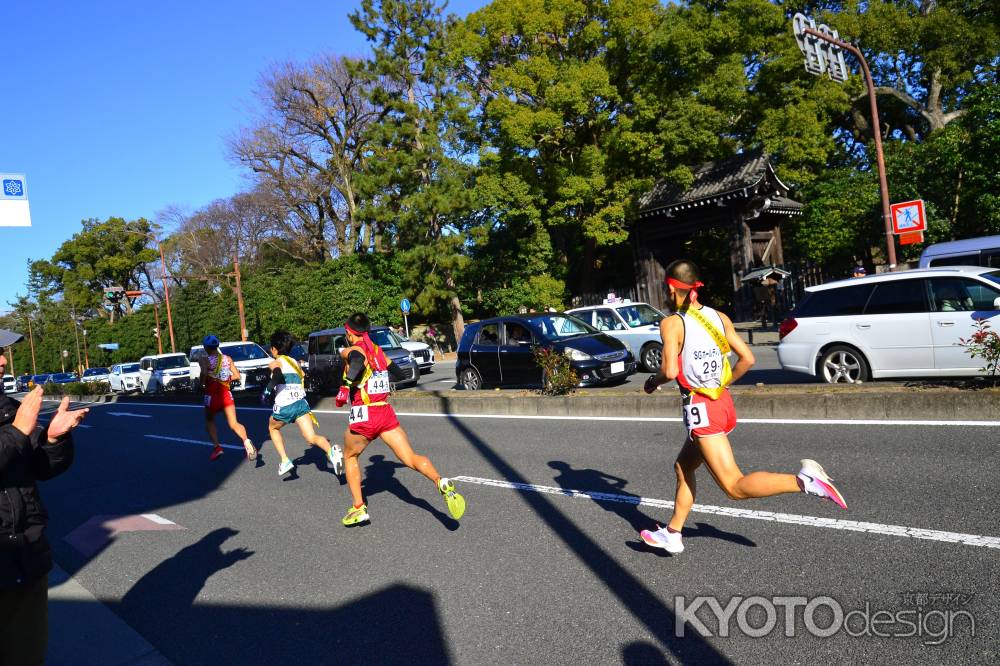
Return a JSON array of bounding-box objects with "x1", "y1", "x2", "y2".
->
[
  {"x1": 456, "y1": 313, "x2": 637, "y2": 390},
  {"x1": 307, "y1": 326, "x2": 419, "y2": 394}
]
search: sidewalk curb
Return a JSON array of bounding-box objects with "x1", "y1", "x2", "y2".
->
[
  {"x1": 83, "y1": 387, "x2": 1000, "y2": 422},
  {"x1": 48, "y1": 565, "x2": 172, "y2": 665}
]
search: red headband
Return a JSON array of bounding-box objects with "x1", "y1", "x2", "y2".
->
[
  {"x1": 344, "y1": 323, "x2": 365, "y2": 337},
  {"x1": 666, "y1": 277, "x2": 704, "y2": 291}
]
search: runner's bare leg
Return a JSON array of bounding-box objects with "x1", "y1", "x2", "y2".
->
[
  {"x1": 269, "y1": 417, "x2": 290, "y2": 462},
  {"x1": 697, "y1": 434, "x2": 800, "y2": 500},
  {"x1": 380, "y1": 425, "x2": 441, "y2": 484},
  {"x1": 344, "y1": 429, "x2": 371, "y2": 506},
  {"x1": 668, "y1": 437, "x2": 703, "y2": 531}
]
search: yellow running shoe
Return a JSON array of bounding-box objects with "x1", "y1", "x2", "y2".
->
[
  {"x1": 342, "y1": 504, "x2": 370, "y2": 526},
  {"x1": 438, "y1": 478, "x2": 466, "y2": 520}
]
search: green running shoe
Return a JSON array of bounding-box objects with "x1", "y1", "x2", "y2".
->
[
  {"x1": 342, "y1": 504, "x2": 370, "y2": 526},
  {"x1": 438, "y1": 478, "x2": 466, "y2": 520}
]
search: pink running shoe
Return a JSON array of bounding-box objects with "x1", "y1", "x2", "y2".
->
[
  {"x1": 640, "y1": 525, "x2": 684, "y2": 553},
  {"x1": 210, "y1": 446, "x2": 224, "y2": 461},
  {"x1": 798, "y1": 459, "x2": 847, "y2": 509}
]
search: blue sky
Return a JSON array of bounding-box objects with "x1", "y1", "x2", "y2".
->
[{"x1": 0, "y1": 0, "x2": 488, "y2": 310}]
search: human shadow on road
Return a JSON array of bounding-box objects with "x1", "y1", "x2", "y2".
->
[
  {"x1": 119, "y1": 528, "x2": 252, "y2": 627},
  {"x1": 622, "y1": 641, "x2": 670, "y2": 666},
  {"x1": 362, "y1": 455, "x2": 459, "y2": 531},
  {"x1": 547, "y1": 461, "x2": 658, "y2": 532},
  {"x1": 437, "y1": 397, "x2": 732, "y2": 665}
]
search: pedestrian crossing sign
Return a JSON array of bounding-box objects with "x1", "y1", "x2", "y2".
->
[{"x1": 890, "y1": 199, "x2": 926, "y2": 234}]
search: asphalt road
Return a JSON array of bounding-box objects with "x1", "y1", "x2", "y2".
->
[
  {"x1": 411, "y1": 345, "x2": 811, "y2": 393},
  {"x1": 38, "y1": 399, "x2": 999, "y2": 665}
]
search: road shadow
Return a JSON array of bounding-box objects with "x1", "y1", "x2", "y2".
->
[
  {"x1": 622, "y1": 641, "x2": 671, "y2": 666},
  {"x1": 435, "y1": 396, "x2": 731, "y2": 664},
  {"x1": 363, "y1": 455, "x2": 459, "y2": 531},
  {"x1": 547, "y1": 461, "x2": 658, "y2": 532}
]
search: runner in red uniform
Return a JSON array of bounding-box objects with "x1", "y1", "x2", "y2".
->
[
  {"x1": 199, "y1": 335, "x2": 256, "y2": 462},
  {"x1": 336, "y1": 313, "x2": 465, "y2": 526},
  {"x1": 640, "y1": 260, "x2": 847, "y2": 554}
]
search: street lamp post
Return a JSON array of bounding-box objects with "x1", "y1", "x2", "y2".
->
[
  {"x1": 126, "y1": 228, "x2": 177, "y2": 352},
  {"x1": 233, "y1": 254, "x2": 248, "y2": 342},
  {"x1": 793, "y1": 14, "x2": 898, "y2": 270},
  {"x1": 70, "y1": 309, "x2": 83, "y2": 375},
  {"x1": 25, "y1": 316, "x2": 36, "y2": 375},
  {"x1": 82, "y1": 329, "x2": 90, "y2": 369}
]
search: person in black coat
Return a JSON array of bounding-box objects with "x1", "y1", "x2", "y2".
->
[{"x1": 0, "y1": 329, "x2": 88, "y2": 665}]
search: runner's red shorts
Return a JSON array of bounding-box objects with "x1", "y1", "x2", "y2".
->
[
  {"x1": 204, "y1": 382, "x2": 235, "y2": 415},
  {"x1": 349, "y1": 403, "x2": 401, "y2": 441},
  {"x1": 682, "y1": 389, "x2": 737, "y2": 438}
]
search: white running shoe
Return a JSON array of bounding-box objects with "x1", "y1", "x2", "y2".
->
[
  {"x1": 798, "y1": 459, "x2": 848, "y2": 509},
  {"x1": 278, "y1": 458, "x2": 295, "y2": 477},
  {"x1": 328, "y1": 444, "x2": 344, "y2": 476},
  {"x1": 640, "y1": 525, "x2": 684, "y2": 553}
]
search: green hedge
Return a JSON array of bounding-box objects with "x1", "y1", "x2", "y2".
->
[{"x1": 42, "y1": 381, "x2": 111, "y2": 396}]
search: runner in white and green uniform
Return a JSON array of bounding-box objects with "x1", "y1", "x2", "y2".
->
[{"x1": 263, "y1": 331, "x2": 344, "y2": 478}]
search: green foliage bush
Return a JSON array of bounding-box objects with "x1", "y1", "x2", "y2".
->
[
  {"x1": 532, "y1": 346, "x2": 579, "y2": 396},
  {"x1": 42, "y1": 381, "x2": 110, "y2": 396}
]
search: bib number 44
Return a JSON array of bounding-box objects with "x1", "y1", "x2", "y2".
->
[{"x1": 349, "y1": 405, "x2": 369, "y2": 424}]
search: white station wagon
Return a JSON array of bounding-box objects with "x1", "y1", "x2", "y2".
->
[{"x1": 778, "y1": 266, "x2": 1000, "y2": 383}]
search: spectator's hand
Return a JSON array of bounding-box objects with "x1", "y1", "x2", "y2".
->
[
  {"x1": 13, "y1": 387, "x2": 43, "y2": 436},
  {"x1": 643, "y1": 376, "x2": 660, "y2": 395},
  {"x1": 335, "y1": 386, "x2": 350, "y2": 408},
  {"x1": 47, "y1": 397, "x2": 88, "y2": 441}
]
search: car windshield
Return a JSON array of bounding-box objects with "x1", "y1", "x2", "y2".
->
[
  {"x1": 289, "y1": 344, "x2": 307, "y2": 361},
  {"x1": 221, "y1": 343, "x2": 270, "y2": 362},
  {"x1": 615, "y1": 304, "x2": 664, "y2": 327},
  {"x1": 528, "y1": 314, "x2": 597, "y2": 340},
  {"x1": 155, "y1": 355, "x2": 189, "y2": 370},
  {"x1": 83, "y1": 368, "x2": 108, "y2": 376},
  {"x1": 369, "y1": 329, "x2": 400, "y2": 349},
  {"x1": 983, "y1": 270, "x2": 1000, "y2": 288},
  {"x1": 52, "y1": 373, "x2": 75, "y2": 381},
  {"x1": 122, "y1": 363, "x2": 140, "y2": 373}
]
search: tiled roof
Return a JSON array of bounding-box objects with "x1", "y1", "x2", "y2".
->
[{"x1": 638, "y1": 152, "x2": 775, "y2": 213}]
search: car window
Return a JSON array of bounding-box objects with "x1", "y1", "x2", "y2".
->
[
  {"x1": 798, "y1": 284, "x2": 874, "y2": 317},
  {"x1": 155, "y1": 356, "x2": 189, "y2": 370},
  {"x1": 982, "y1": 251, "x2": 1000, "y2": 268},
  {"x1": 962, "y1": 279, "x2": 1000, "y2": 310},
  {"x1": 124, "y1": 363, "x2": 139, "y2": 373},
  {"x1": 529, "y1": 314, "x2": 596, "y2": 339},
  {"x1": 863, "y1": 279, "x2": 929, "y2": 315},
  {"x1": 333, "y1": 335, "x2": 349, "y2": 350},
  {"x1": 928, "y1": 254, "x2": 980, "y2": 267},
  {"x1": 504, "y1": 322, "x2": 533, "y2": 345},
  {"x1": 312, "y1": 335, "x2": 334, "y2": 355},
  {"x1": 616, "y1": 304, "x2": 663, "y2": 327},
  {"x1": 593, "y1": 309, "x2": 626, "y2": 331},
  {"x1": 929, "y1": 278, "x2": 978, "y2": 312},
  {"x1": 369, "y1": 330, "x2": 400, "y2": 349},
  {"x1": 477, "y1": 323, "x2": 500, "y2": 347},
  {"x1": 222, "y1": 343, "x2": 270, "y2": 362}
]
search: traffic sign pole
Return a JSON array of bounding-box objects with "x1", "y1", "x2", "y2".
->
[{"x1": 400, "y1": 298, "x2": 411, "y2": 338}]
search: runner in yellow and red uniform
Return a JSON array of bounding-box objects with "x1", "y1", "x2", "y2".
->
[
  {"x1": 640, "y1": 260, "x2": 847, "y2": 554},
  {"x1": 199, "y1": 335, "x2": 256, "y2": 462},
  {"x1": 336, "y1": 312, "x2": 465, "y2": 526}
]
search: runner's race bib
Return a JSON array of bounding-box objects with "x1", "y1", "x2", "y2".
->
[
  {"x1": 349, "y1": 405, "x2": 369, "y2": 424},
  {"x1": 683, "y1": 401, "x2": 710, "y2": 431},
  {"x1": 367, "y1": 371, "x2": 390, "y2": 395},
  {"x1": 273, "y1": 385, "x2": 306, "y2": 409}
]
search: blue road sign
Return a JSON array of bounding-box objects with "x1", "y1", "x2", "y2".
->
[
  {"x1": 98, "y1": 343, "x2": 120, "y2": 351},
  {"x1": 400, "y1": 298, "x2": 411, "y2": 314}
]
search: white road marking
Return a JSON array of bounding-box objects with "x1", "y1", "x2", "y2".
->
[
  {"x1": 107, "y1": 411, "x2": 153, "y2": 418},
  {"x1": 90, "y1": 401, "x2": 1000, "y2": 427},
  {"x1": 145, "y1": 434, "x2": 244, "y2": 451},
  {"x1": 140, "y1": 513, "x2": 176, "y2": 525},
  {"x1": 452, "y1": 475, "x2": 1000, "y2": 550}
]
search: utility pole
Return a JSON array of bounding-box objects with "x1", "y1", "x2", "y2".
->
[
  {"x1": 126, "y1": 291, "x2": 163, "y2": 354},
  {"x1": 233, "y1": 254, "x2": 248, "y2": 342},
  {"x1": 26, "y1": 316, "x2": 36, "y2": 375},
  {"x1": 70, "y1": 308, "x2": 83, "y2": 375}
]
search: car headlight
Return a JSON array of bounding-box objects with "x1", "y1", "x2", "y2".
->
[{"x1": 564, "y1": 348, "x2": 592, "y2": 361}]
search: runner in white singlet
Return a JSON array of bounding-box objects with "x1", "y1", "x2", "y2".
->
[{"x1": 639, "y1": 260, "x2": 848, "y2": 555}]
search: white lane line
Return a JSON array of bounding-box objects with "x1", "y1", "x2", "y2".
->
[
  {"x1": 145, "y1": 434, "x2": 244, "y2": 451},
  {"x1": 90, "y1": 401, "x2": 1000, "y2": 427},
  {"x1": 141, "y1": 513, "x2": 176, "y2": 525},
  {"x1": 452, "y1": 475, "x2": 1000, "y2": 550},
  {"x1": 107, "y1": 411, "x2": 153, "y2": 418}
]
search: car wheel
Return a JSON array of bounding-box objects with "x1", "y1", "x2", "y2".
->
[
  {"x1": 461, "y1": 367, "x2": 483, "y2": 390},
  {"x1": 818, "y1": 345, "x2": 870, "y2": 384},
  {"x1": 640, "y1": 343, "x2": 663, "y2": 373}
]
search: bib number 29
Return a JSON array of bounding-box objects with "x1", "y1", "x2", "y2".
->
[{"x1": 683, "y1": 403, "x2": 710, "y2": 431}]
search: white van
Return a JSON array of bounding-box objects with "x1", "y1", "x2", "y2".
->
[
  {"x1": 1, "y1": 375, "x2": 15, "y2": 393},
  {"x1": 919, "y1": 235, "x2": 1000, "y2": 268},
  {"x1": 188, "y1": 341, "x2": 273, "y2": 391},
  {"x1": 778, "y1": 266, "x2": 1000, "y2": 383},
  {"x1": 138, "y1": 353, "x2": 192, "y2": 393}
]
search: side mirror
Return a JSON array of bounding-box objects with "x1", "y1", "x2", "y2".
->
[{"x1": 994, "y1": 296, "x2": 1000, "y2": 311}]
